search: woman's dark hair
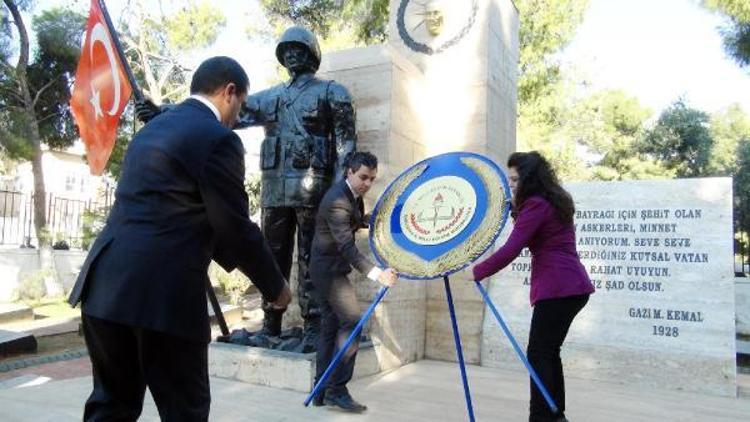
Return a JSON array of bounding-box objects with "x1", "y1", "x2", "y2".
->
[
  {"x1": 190, "y1": 56, "x2": 249, "y2": 96},
  {"x1": 507, "y1": 151, "x2": 575, "y2": 224}
]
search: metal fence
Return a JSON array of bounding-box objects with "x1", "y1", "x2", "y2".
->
[
  {"x1": 0, "y1": 189, "x2": 114, "y2": 249},
  {"x1": 737, "y1": 194, "x2": 749, "y2": 276}
]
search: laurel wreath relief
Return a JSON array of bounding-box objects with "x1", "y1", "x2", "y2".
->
[{"x1": 396, "y1": 0, "x2": 479, "y2": 55}]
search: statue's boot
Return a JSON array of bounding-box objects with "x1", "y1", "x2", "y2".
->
[
  {"x1": 260, "y1": 308, "x2": 283, "y2": 337},
  {"x1": 300, "y1": 317, "x2": 320, "y2": 353}
]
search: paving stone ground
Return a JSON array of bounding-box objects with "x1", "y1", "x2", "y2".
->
[{"x1": 0, "y1": 360, "x2": 748, "y2": 421}]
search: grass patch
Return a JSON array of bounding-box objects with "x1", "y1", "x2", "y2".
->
[{"x1": 32, "y1": 298, "x2": 79, "y2": 320}]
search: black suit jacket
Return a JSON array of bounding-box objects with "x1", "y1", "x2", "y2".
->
[
  {"x1": 68, "y1": 99, "x2": 285, "y2": 343},
  {"x1": 310, "y1": 180, "x2": 375, "y2": 280}
]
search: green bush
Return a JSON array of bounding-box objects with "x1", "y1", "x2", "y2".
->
[
  {"x1": 244, "y1": 174, "x2": 261, "y2": 218},
  {"x1": 81, "y1": 207, "x2": 108, "y2": 250}
]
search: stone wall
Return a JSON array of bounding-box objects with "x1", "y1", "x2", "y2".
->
[
  {"x1": 0, "y1": 249, "x2": 40, "y2": 302},
  {"x1": 0, "y1": 249, "x2": 86, "y2": 302},
  {"x1": 384, "y1": 0, "x2": 520, "y2": 365}
]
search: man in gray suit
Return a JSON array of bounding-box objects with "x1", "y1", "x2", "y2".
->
[{"x1": 310, "y1": 151, "x2": 397, "y2": 413}]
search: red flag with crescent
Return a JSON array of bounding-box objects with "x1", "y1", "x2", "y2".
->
[{"x1": 70, "y1": 0, "x2": 132, "y2": 175}]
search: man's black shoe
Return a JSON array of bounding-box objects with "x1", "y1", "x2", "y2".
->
[
  {"x1": 552, "y1": 412, "x2": 569, "y2": 422},
  {"x1": 323, "y1": 393, "x2": 367, "y2": 413},
  {"x1": 312, "y1": 391, "x2": 325, "y2": 407}
]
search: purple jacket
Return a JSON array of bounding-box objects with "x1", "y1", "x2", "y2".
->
[{"x1": 472, "y1": 196, "x2": 594, "y2": 305}]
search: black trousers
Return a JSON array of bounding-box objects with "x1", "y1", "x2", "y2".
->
[
  {"x1": 527, "y1": 294, "x2": 589, "y2": 422},
  {"x1": 81, "y1": 314, "x2": 210, "y2": 422},
  {"x1": 261, "y1": 206, "x2": 319, "y2": 320},
  {"x1": 313, "y1": 273, "x2": 361, "y2": 396}
]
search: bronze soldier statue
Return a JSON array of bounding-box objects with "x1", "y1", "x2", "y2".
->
[
  {"x1": 236, "y1": 26, "x2": 356, "y2": 351},
  {"x1": 134, "y1": 26, "x2": 356, "y2": 352}
]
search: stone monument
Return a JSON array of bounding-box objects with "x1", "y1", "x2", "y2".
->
[
  {"x1": 208, "y1": 0, "x2": 521, "y2": 390},
  {"x1": 481, "y1": 178, "x2": 737, "y2": 396}
]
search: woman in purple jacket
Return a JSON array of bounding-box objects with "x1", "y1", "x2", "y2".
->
[{"x1": 472, "y1": 151, "x2": 594, "y2": 422}]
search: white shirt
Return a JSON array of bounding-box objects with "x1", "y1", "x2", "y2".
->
[
  {"x1": 345, "y1": 180, "x2": 383, "y2": 282},
  {"x1": 345, "y1": 179, "x2": 359, "y2": 199},
  {"x1": 189, "y1": 94, "x2": 221, "y2": 122}
]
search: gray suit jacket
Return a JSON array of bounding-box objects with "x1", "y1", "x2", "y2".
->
[{"x1": 310, "y1": 180, "x2": 375, "y2": 280}]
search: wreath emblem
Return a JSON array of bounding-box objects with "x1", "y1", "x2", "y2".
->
[{"x1": 396, "y1": 0, "x2": 479, "y2": 55}]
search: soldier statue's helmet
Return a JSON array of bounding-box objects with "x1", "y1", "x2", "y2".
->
[{"x1": 275, "y1": 26, "x2": 322, "y2": 71}]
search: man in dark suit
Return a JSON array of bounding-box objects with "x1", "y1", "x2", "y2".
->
[
  {"x1": 68, "y1": 56, "x2": 292, "y2": 421},
  {"x1": 310, "y1": 151, "x2": 398, "y2": 413}
]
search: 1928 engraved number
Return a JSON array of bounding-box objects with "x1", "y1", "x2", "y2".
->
[{"x1": 652, "y1": 325, "x2": 679, "y2": 337}]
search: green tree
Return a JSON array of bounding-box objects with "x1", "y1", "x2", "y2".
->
[
  {"x1": 707, "y1": 104, "x2": 750, "y2": 175},
  {"x1": 101, "y1": 1, "x2": 226, "y2": 179},
  {"x1": 641, "y1": 100, "x2": 714, "y2": 178},
  {"x1": 565, "y1": 90, "x2": 675, "y2": 180},
  {"x1": 703, "y1": 105, "x2": 750, "y2": 265},
  {"x1": 117, "y1": 0, "x2": 226, "y2": 105},
  {"x1": 516, "y1": 0, "x2": 589, "y2": 106},
  {"x1": 702, "y1": 0, "x2": 750, "y2": 67},
  {"x1": 1, "y1": 1, "x2": 85, "y2": 245},
  {"x1": 256, "y1": 0, "x2": 388, "y2": 47},
  {"x1": 514, "y1": 0, "x2": 590, "y2": 178}
]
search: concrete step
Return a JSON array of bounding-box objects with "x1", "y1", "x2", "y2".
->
[
  {"x1": 0, "y1": 304, "x2": 33, "y2": 325},
  {"x1": 738, "y1": 372, "x2": 750, "y2": 399},
  {"x1": 26, "y1": 318, "x2": 80, "y2": 338},
  {"x1": 0, "y1": 329, "x2": 37, "y2": 356},
  {"x1": 208, "y1": 340, "x2": 379, "y2": 392}
]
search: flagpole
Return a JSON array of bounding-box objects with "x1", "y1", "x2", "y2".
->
[{"x1": 97, "y1": 0, "x2": 144, "y2": 102}]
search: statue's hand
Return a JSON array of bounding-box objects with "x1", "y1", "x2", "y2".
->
[
  {"x1": 134, "y1": 98, "x2": 162, "y2": 123},
  {"x1": 232, "y1": 118, "x2": 251, "y2": 130},
  {"x1": 233, "y1": 102, "x2": 253, "y2": 129},
  {"x1": 269, "y1": 280, "x2": 292, "y2": 310}
]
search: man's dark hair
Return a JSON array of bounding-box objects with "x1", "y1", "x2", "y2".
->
[
  {"x1": 190, "y1": 56, "x2": 249, "y2": 96},
  {"x1": 346, "y1": 151, "x2": 378, "y2": 174}
]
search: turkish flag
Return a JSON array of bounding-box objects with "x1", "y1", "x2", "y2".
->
[{"x1": 70, "y1": 0, "x2": 132, "y2": 175}]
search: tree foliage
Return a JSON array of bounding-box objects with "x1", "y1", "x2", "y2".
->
[
  {"x1": 29, "y1": 9, "x2": 86, "y2": 149},
  {"x1": 708, "y1": 104, "x2": 750, "y2": 175},
  {"x1": 117, "y1": 0, "x2": 226, "y2": 104},
  {"x1": 641, "y1": 100, "x2": 714, "y2": 178},
  {"x1": 1, "y1": 7, "x2": 84, "y2": 158},
  {"x1": 566, "y1": 90, "x2": 677, "y2": 181},
  {"x1": 102, "y1": 1, "x2": 226, "y2": 180},
  {"x1": 255, "y1": 0, "x2": 389, "y2": 49},
  {"x1": 702, "y1": 0, "x2": 750, "y2": 68},
  {"x1": 516, "y1": 0, "x2": 589, "y2": 105},
  {"x1": 1, "y1": 0, "x2": 85, "y2": 245},
  {"x1": 514, "y1": 0, "x2": 590, "y2": 178}
]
